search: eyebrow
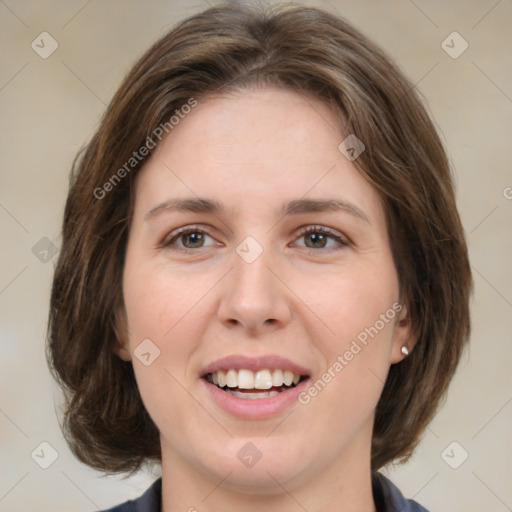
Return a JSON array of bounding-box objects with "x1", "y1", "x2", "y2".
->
[
  {"x1": 144, "y1": 198, "x2": 224, "y2": 220},
  {"x1": 282, "y1": 198, "x2": 370, "y2": 224},
  {"x1": 144, "y1": 197, "x2": 370, "y2": 224}
]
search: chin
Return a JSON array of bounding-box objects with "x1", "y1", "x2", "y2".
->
[{"x1": 199, "y1": 437, "x2": 312, "y2": 493}]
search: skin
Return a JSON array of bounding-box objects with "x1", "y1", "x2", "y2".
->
[{"x1": 116, "y1": 87, "x2": 417, "y2": 512}]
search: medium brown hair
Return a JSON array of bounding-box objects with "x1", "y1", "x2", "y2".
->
[{"x1": 47, "y1": 1, "x2": 472, "y2": 473}]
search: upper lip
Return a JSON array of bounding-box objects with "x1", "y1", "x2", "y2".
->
[{"x1": 201, "y1": 354, "x2": 311, "y2": 377}]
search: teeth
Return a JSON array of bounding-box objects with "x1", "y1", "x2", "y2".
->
[
  {"x1": 207, "y1": 368, "x2": 303, "y2": 390},
  {"x1": 283, "y1": 370, "x2": 294, "y2": 386},
  {"x1": 226, "y1": 369, "x2": 238, "y2": 388},
  {"x1": 225, "y1": 389, "x2": 280, "y2": 399},
  {"x1": 254, "y1": 369, "x2": 273, "y2": 390},
  {"x1": 237, "y1": 369, "x2": 255, "y2": 389},
  {"x1": 272, "y1": 369, "x2": 284, "y2": 387}
]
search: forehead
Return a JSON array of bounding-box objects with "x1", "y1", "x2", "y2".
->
[{"x1": 133, "y1": 87, "x2": 382, "y2": 220}]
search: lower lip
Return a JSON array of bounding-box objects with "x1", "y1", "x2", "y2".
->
[{"x1": 201, "y1": 378, "x2": 310, "y2": 419}]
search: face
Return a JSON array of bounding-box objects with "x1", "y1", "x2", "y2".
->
[{"x1": 118, "y1": 87, "x2": 414, "y2": 493}]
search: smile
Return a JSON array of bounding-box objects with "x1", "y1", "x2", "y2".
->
[
  {"x1": 205, "y1": 368, "x2": 305, "y2": 399},
  {"x1": 200, "y1": 355, "x2": 311, "y2": 418}
]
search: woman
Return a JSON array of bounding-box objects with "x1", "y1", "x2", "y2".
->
[{"x1": 47, "y1": 2, "x2": 472, "y2": 511}]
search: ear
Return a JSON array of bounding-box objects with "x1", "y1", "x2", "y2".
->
[
  {"x1": 390, "y1": 303, "x2": 419, "y2": 364},
  {"x1": 112, "y1": 308, "x2": 132, "y2": 362}
]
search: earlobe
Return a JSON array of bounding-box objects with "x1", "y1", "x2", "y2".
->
[
  {"x1": 116, "y1": 346, "x2": 132, "y2": 362},
  {"x1": 112, "y1": 310, "x2": 132, "y2": 362},
  {"x1": 390, "y1": 305, "x2": 419, "y2": 364}
]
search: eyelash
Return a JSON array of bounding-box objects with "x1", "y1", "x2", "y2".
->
[
  {"x1": 296, "y1": 225, "x2": 349, "y2": 250},
  {"x1": 161, "y1": 224, "x2": 349, "y2": 252}
]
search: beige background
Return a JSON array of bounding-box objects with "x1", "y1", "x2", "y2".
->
[{"x1": 1, "y1": 0, "x2": 511, "y2": 511}]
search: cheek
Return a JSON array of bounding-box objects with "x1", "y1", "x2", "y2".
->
[
  {"x1": 122, "y1": 256, "x2": 221, "y2": 424},
  {"x1": 294, "y1": 256, "x2": 399, "y2": 352},
  {"x1": 123, "y1": 258, "x2": 215, "y2": 345},
  {"x1": 338, "y1": 279, "x2": 398, "y2": 353},
  {"x1": 291, "y1": 253, "x2": 400, "y2": 423},
  {"x1": 122, "y1": 262, "x2": 214, "y2": 438},
  {"x1": 296, "y1": 280, "x2": 399, "y2": 455}
]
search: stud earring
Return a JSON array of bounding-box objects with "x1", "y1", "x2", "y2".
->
[{"x1": 401, "y1": 345, "x2": 409, "y2": 357}]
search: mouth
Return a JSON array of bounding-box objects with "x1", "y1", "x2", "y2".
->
[
  {"x1": 204, "y1": 368, "x2": 308, "y2": 399},
  {"x1": 200, "y1": 355, "x2": 311, "y2": 418}
]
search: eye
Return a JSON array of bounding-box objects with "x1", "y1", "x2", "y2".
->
[
  {"x1": 293, "y1": 226, "x2": 348, "y2": 250},
  {"x1": 162, "y1": 226, "x2": 217, "y2": 250},
  {"x1": 161, "y1": 225, "x2": 348, "y2": 252}
]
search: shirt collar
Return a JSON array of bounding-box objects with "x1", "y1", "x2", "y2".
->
[{"x1": 125, "y1": 472, "x2": 428, "y2": 512}]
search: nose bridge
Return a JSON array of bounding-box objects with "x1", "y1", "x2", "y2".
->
[
  {"x1": 217, "y1": 237, "x2": 291, "y2": 331},
  {"x1": 234, "y1": 246, "x2": 273, "y2": 298}
]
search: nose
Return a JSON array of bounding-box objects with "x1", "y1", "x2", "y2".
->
[{"x1": 217, "y1": 245, "x2": 292, "y2": 336}]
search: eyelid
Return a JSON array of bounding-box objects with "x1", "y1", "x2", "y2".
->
[
  {"x1": 160, "y1": 224, "x2": 218, "y2": 249},
  {"x1": 293, "y1": 225, "x2": 350, "y2": 249},
  {"x1": 160, "y1": 224, "x2": 350, "y2": 251}
]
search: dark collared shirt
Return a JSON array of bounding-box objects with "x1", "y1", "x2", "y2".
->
[{"x1": 100, "y1": 472, "x2": 429, "y2": 511}]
